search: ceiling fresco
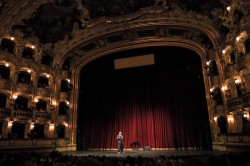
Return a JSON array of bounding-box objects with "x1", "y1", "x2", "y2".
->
[{"x1": 10, "y1": 0, "x2": 223, "y2": 44}]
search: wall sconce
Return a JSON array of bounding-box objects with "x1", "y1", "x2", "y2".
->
[
  {"x1": 27, "y1": 69, "x2": 31, "y2": 73},
  {"x1": 30, "y1": 123, "x2": 34, "y2": 130},
  {"x1": 221, "y1": 86, "x2": 228, "y2": 91},
  {"x1": 66, "y1": 79, "x2": 70, "y2": 83},
  {"x1": 12, "y1": 95, "x2": 18, "y2": 100},
  {"x1": 236, "y1": 36, "x2": 240, "y2": 42},
  {"x1": 46, "y1": 74, "x2": 50, "y2": 78},
  {"x1": 222, "y1": 50, "x2": 226, "y2": 54},
  {"x1": 8, "y1": 120, "x2": 13, "y2": 128},
  {"x1": 65, "y1": 101, "x2": 69, "y2": 105},
  {"x1": 64, "y1": 122, "x2": 69, "y2": 127},
  {"x1": 34, "y1": 99, "x2": 39, "y2": 103},
  {"x1": 234, "y1": 79, "x2": 241, "y2": 84},
  {"x1": 49, "y1": 122, "x2": 54, "y2": 130},
  {"x1": 10, "y1": 37, "x2": 15, "y2": 41},
  {"x1": 213, "y1": 116, "x2": 218, "y2": 121},
  {"x1": 31, "y1": 45, "x2": 35, "y2": 49},
  {"x1": 227, "y1": 114, "x2": 234, "y2": 123},
  {"x1": 5, "y1": 63, "x2": 9, "y2": 67},
  {"x1": 52, "y1": 100, "x2": 57, "y2": 106}
]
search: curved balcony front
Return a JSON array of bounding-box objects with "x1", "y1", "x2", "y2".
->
[
  {"x1": 16, "y1": 83, "x2": 34, "y2": 94},
  {"x1": 0, "y1": 108, "x2": 11, "y2": 118},
  {"x1": 36, "y1": 87, "x2": 51, "y2": 97},
  {"x1": 227, "y1": 98, "x2": 242, "y2": 113},
  {"x1": 13, "y1": 110, "x2": 33, "y2": 119},
  {"x1": 0, "y1": 78, "x2": 11, "y2": 90}
]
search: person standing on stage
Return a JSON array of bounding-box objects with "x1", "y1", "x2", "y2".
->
[{"x1": 117, "y1": 131, "x2": 124, "y2": 154}]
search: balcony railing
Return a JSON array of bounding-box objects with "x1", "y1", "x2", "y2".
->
[
  {"x1": 0, "y1": 138, "x2": 69, "y2": 148},
  {"x1": 242, "y1": 92, "x2": 250, "y2": 108},
  {"x1": 0, "y1": 108, "x2": 11, "y2": 117},
  {"x1": 0, "y1": 78, "x2": 11, "y2": 90},
  {"x1": 36, "y1": 87, "x2": 51, "y2": 97},
  {"x1": 13, "y1": 110, "x2": 33, "y2": 119},
  {"x1": 227, "y1": 98, "x2": 242, "y2": 112},
  {"x1": 16, "y1": 82, "x2": 34, "y2": 94},
  {"x1": 36, "y1": 111, "x2": 51, "y2": 120}
]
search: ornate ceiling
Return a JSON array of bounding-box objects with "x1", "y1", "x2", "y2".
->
[{"x1": 1, "y1": 0, "x2": 222, "y2": 44}]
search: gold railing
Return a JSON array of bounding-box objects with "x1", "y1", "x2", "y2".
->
[{"x1": 0, "y1": 138, "x2": 69, "y2": 147}]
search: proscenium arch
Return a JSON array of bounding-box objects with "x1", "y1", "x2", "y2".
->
[{"x1": 68, "y1": 39, "x2": 214, "y2": 145}]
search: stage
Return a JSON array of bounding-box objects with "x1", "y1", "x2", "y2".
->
[{"x1": 62, "y1": 149, "x2": 225, "y2": 158}]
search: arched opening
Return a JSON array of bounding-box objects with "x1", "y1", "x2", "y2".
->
[
  {"x1": 59, "y1": 101, "x2": 68, "y2": 115},
  {"x1": 30, "y1": 124, "x2": 45, "y2": 138},
  {"x1": 38, "y1": 76, "x2": 49, "y2": 88},
  {"x1": 0, "y1": 93, "x2": 7, "y2": 108},
  {"x1": 17, "y1": 71, "x2": 31, "y2": 84},
  {"x1": 0, "y1": 38, "x2": 15, "y2": 53},
  {"x1": 10, "y1": 122, "x2": 25, "y2": 138},
  {"x1": 0, "y1": 65, "x2": 10, "y2": 79},
  {"x1": 36, "y1": 99, "x2": 47, "y2": 112},
  {"x1": 57, "y1": 125, "x2": 66, "y2": 138},
  {"x1": 14, "y1": 96, "x2": 29, "y2": 111},
  {"x1": 62, "y1": 57, "x2": 72, "y2": 70},
  {"x1": 217, "y1": 116, "x2": 228, "y2": 134},
  {"x1": 22, "y1": 47, "x2": 35, "y2": 59},
  {"x1": 60, "y1": 80, "x2": 71, "y2": 92},
  {"x1": 41, "y1": 51, "x2": 53, "y2": 66},
  {"x1": 245, "y1": 39, "x2": 250, "y2": 54},
  {"x1": 77, "y1": 46, "x2": 211, "y2": 150}
]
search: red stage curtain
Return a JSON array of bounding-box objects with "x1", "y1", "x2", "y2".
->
[{"x1": 78, "y1": 47, "x2": 210, "y2": 150}]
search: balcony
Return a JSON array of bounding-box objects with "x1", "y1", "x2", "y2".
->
[
  {"x1": 36, "y1": 87, "x2": 51, "y2": 97},
  {"x1": 0, "y1": 138, "x2": 69, "y2": 148},
  {"x1": 59, "y1": 92, "x2": 70, "y2": 101},
  {"x1": 224, "y1": 64, "x2": 238, "y2": 79},
  {"x1": 238, "y1": 53, "x2": 250, "y2": 71},
  {"x1": 210, "y1": 75, "x2": 220, "y2": 86},
  {"x1": 13, "y1": 110, "x2": 33, "y2": 119},
  {"x1": 16, "y1": 82, "x2": 34, "y2": 94},
  {"x1": 227, "y1": 98, "x2": 242, "y2": 112},
  {"x1": 35, "y1": 111, "x2": 51, "y2": 122},
  {"x1": 0, "y1": 78, "x2": 11, "y2": 90},
  {"x1": 242, "y1": 92, "x2": 250, "y2": 108},
  {"x1": 0, "y1": 108, "x2": 11, "y2": 118}
]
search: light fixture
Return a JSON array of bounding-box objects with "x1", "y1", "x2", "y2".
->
[
  {"x1": 227, "y1": 114, "x2": 234, "y2": 123},
  {"x1": 13, "y1": 95, "x2": 17, "y2": 99},
  {"x1": 221, "y1": 86, "x2": 228, "y2": 91},
  {"x1": 30, "y1": 124, "x2": 34, "y2": 129},
  {"x1": 49, "y1": 123, "x2": 54, "y2": 130},
  {"x1": 236, "y1": 36, "x2": 240, "y2": 42},
  {"x1": 222, "y1": 50, "x2": 226, "y2": 54},
  {"x1": 27, "y1": 69, "x2": 31, "y2": 73},
  {"x1": 234, "y1": 79, "x2": 241, "y2": 84},
  {"x1": 46, "y1": 74, "x2": 50, "y2": 78},
  {"x1": 31, "y1": 45, "x2": 35, "y2": 49},
  {"x1": 10, "y1": 37, "x2": 15, "y2": 41},
  {"x1": 226, "y1": 6, "x2": 231, "y2": 11},
  {"x1": 8, "y1": 120, "x2": 13, "y2": 128},
  {"x1": 213, "y1": 117, "x2": 218, "y2": 121},
  {"x1": 66, "y1": 79, "x2": 70, "y2": 83},
  {"x1": 5, "y1": 63, "x2": 9, "y2": 67}
]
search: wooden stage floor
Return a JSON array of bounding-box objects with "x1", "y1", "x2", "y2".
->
[{"x1": 62, "y1": 149, "x2": 225, "y2": 158}]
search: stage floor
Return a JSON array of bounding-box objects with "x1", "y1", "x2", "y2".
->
[{"x1": 62, "y1": 149, "x2": 225, "y2": 158}]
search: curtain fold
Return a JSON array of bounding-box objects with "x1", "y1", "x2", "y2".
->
[{"x1": 78, "y1": 47, "x2": 211, "y2": 150}]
